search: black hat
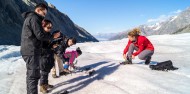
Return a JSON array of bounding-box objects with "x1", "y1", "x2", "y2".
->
[
  {"x1": 52, "y1": 30, "x2": 60, "y2": 34},
  {"x1": 76, "y1": 47, "x2": 82, "y2": 55},
  {"x1": 35, "y1": 3, "x2": 48, "y2": 11}
]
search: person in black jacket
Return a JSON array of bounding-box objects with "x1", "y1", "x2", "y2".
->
[
  {"x1": 51, "y1": 31, "x2": 77, "y2": 78},
  {"x1": 20, "y1": 3, "x2": 60, "y2": 94},
  {"x1": 39, "y1": 19, "x2": 55, "y2": 93}
]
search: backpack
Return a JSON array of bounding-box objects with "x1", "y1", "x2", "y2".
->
[{"x1": 149, "y1": 60, "x2": 178, "y2": 71}]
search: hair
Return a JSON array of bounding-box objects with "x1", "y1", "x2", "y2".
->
[
  {"x1": 42, "y1": 19, "x2": 52, "y2": 27},
  {"x1": 52, "y1": 30, "x2": 60, "y2": 35},
  {"x1": 128, "y1": 28, "x2": 141, "y2": 37},
  {"x1": 35, "y1": 3, "x2": 48, "y2": 11},
  {"x1": 52, "y1": 30, "x2": 63, "y2": 38},
  {"x1": 69, "y1": 37, "x2": 77, "y2": 44},
  {"x1": 76, "y1": 47, "x2": 82, "y2": 55}
]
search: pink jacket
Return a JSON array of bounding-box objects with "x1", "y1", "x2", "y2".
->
[{"x1": 63, "y1": 50, "x2": 78, "y2": 65}]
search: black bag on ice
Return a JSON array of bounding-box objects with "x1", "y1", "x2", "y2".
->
[{"x1": 149, "y1": 60, "x2": 178, "y2": 71}]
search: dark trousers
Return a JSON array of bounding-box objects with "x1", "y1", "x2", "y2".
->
[
  {"x1": 40, "y1": 51, "x2": 54, "y2": 85},
  {"x1": 22, "y1": 55, "x2": 40, "y2": 94}
]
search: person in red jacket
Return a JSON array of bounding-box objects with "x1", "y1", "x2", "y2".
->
[{"x1": 122, "y1": 28, "x2": 154, "y2": 65}]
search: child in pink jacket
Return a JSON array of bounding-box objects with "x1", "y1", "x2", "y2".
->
[{"x1": 63, "y1": 47, "x2": 82, "y2": 72}]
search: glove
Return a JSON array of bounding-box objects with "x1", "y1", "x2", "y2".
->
[{"x1": 63, "y1": 64, "x2": 69, "y2": 69}]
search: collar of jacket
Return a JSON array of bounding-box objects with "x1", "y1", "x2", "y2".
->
[
  {"x1": 22, "y1": 11, "x2": 44, "y2": 20},
  {"x1": 33, "y1": 11, "x2": 44, "y2": 20}
]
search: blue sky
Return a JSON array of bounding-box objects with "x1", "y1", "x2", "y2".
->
[{"x1": 45, "y1": 0, "x2": 190, "y2": 34}]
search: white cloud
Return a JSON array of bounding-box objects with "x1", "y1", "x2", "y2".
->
[
  {"x1": 171, "y1": 9, "x2": 182, "y2": 14},
  {"x1": 147, "y1": 9, "x2": 182, "y2": 23},
  {"x1": 147, "y1": 15, "x2": 170, "y2": 23}
]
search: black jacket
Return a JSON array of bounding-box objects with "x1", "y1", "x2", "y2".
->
[
  {"x1": 20, "y1": 11, "x2": 51, "y2": 55},
  {"x1": 41, "y1": 32, "x2": 54, "y2": 56},
  {"x1": 54, "y1": 36, "x2": 69, "y2": 56}
]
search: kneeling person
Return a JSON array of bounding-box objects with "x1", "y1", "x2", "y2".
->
[
  {"x1": 62, "y1": 47, "x2": 82, "y2": 74},
  {"x1": 122, "y1": 28, "x2": 154, "y2": 65}
]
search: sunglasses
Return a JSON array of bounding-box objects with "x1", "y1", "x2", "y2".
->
[
  {"x1": 46, "y1": 26, "x2": 52, "y2": 30},
  {"x1": 40, "y1": 9, "x2": 47, "y2": 15}
]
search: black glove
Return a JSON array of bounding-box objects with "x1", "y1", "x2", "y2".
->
[{"x1": 50, "y1": 37, "x2": 62, "y2": 45}]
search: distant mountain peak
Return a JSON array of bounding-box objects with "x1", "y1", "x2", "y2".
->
[
  {"x1": 48, "y1": 3, "x2": 56, "y2": 9},
  {"x1": 110, "y1": 7, "x2": 190, "y2": 40}
]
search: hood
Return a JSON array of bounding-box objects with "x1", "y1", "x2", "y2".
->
[{"x1": 21, "y1": 11, "x2": 44, "y2": 19}]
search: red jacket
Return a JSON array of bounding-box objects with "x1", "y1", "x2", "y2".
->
[{"x1": 123, "y1": 35, "x2": 154, "y2": 56}]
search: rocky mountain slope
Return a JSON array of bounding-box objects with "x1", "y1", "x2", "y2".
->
[{"x1": 0, "y1": 0, "x2": 98, "y2": 45}]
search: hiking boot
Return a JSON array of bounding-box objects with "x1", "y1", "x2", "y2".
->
[
  {"x1": 63, "y1": 69, "x2": 71, "y2": 74},
  {"x1": 60, "y1": 71, "x2": 67, "y2": 76},
  {"x1": 52, "y1": 73, "x2": 57, "y2": 78},
  {"x1": 145, "y1": 56, "x2": 151, "y2": 65},
  {"x1": 60, "y1": 90, "x2": 69, "y2": 94},
  {"x1": 59, "y1": 69, "x2": 71, "y2": 76},
  {"x1": 45, "y1": 84, "x2": 54, "y2": 89},
  {"x1": 40, "y1": 85, "x2": 48, "y2": 94},
  {"x1": 120, "y1": 59, "x2": 132, "y2": 65}
]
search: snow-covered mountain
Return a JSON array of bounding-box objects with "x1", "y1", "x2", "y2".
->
[
  {"x1": 1, "y1": 33, "x2": 190, "y2": 94},
  {"x1": 93, "y1": 33, "x2": 117, "y2": 41},
  {"x1": 146, "y1": 7, "x2": 190, "y2": 35},
  {"x1": 110, "y1": 7, "x2": 190, "y2": 40},
  {"x1": 173, "y1": 24, "x2": 190, "y2": 34},
  {"x1": 109, "y1": 31, "x2": 129, "y2": 40}
]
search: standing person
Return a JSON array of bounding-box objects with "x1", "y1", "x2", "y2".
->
[
  {"x1": 51, "y1": 35, "x2": 77, "y2": 78},
  {"x1": 39, "y1": 19, "x2": 55, "y2": 93},
  {"x1": 21, "y1": 3, "x2": 59, "y2": 94},
  {"x1": 122, "y1": 28, "x2": 154, "y2": 65}
]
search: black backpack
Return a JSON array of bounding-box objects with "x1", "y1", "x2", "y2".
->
[{"x1": 149, "y1": 60, "x2": 178, "y2": 71}]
